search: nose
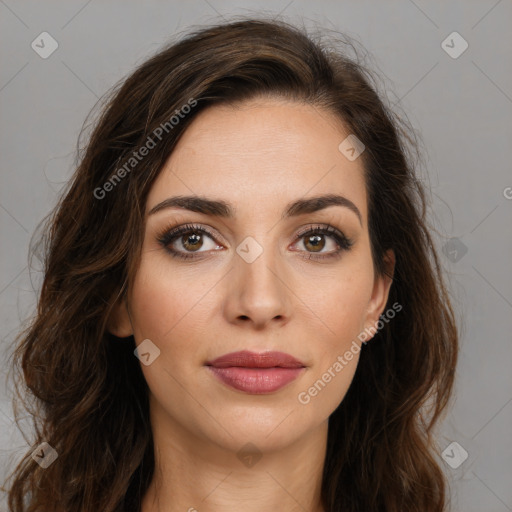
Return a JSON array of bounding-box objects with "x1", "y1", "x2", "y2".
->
[{"x1": 223, "y1": 243, "x2": 293, "y2": 329}]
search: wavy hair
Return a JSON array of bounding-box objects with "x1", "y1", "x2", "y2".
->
[{"x1": 3, "y1": 16, "x2": 458, "y2": 512}]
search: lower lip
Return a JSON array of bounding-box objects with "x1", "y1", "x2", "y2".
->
[{"x1": 207, "y1": 366, "x2": 305, "y2": 394}]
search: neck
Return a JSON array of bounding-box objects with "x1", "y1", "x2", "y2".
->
[{"x1": 141, "y1": 405, "x2": 328, "y2": 512}]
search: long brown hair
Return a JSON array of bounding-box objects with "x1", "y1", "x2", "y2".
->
[{"x1": 3, "y1": 16, "x2": 458, "y2": 512}]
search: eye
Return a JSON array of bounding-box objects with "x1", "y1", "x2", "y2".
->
[
  {"x1": 291, "y1": 225, "x2": 354, "y2": 261},
  {"x1": 157, "y1": 223, "x2": 354, "y2": 261},
  {"x1": 157, "y1": 223, "x2": 223, "y2": 260}
]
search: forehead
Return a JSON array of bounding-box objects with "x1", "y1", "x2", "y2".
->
[{"x1": 147, "y1": 98, "x2": 368, "y2": 222}]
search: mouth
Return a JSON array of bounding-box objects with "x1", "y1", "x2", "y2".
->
[{"x1": 205, "y1": 350, "x2": 306, "y2": 394}]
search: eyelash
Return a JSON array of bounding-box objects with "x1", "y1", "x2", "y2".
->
[{"x1": 156, "y1": 222, "x2": 354, "y2": 261}]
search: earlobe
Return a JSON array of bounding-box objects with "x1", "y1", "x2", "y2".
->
[
  {"x1": 106, "y1": 295, "x2": 134, "y2": 338},
  {"x1": 364, "y1": 249, "x2": 396, "y2": 339}
]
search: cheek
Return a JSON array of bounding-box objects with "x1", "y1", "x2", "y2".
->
[
  {"x1": 297, "y1": 264, "x2": 373, "y2": 407},
  {"x1": 128, "y1": 256, "x2": 210, "y2": 409},
  {"x1": 297, "y1": 280, "x2": 369, "y2": 412},
  {"x1": 315, "y1": 266, "x2": 374, "y2": 342},
  {"x1": 128, "y1": 253, "x2": 211, "y2": 343}
]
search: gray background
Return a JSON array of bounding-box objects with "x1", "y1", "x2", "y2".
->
[{"x1": 0, "y1": 1, "x2": 511, "y2": 511}]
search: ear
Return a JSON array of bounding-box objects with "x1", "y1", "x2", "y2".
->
[
  {"x1": 106, "y1": 294, "x2": 133, "y2": 338},
  {"x1": 363, "y1": 249, "x2": 395, "y2": 340}
]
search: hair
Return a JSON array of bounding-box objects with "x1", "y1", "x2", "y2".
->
[{"x1": 3, "y1": 15, "x2": 458, "y2": 512}]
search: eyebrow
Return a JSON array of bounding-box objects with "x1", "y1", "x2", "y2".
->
[{"x1": 148, "y1": 193, "x2": 362, "y2": 226}]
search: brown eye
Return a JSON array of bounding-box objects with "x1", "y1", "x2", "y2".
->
[
  {"x1": 293, "y1": 225, "x2": 354, "y2": 261},
  {"x1": 157, "y1": 223, "x2": 224, "y2": 260},
  {"x1": 181, "y1": 232, "x2": 204, "y2": 252},
  {"x1": 304, "y1": 234, "x2": 325, "y2": 252}
]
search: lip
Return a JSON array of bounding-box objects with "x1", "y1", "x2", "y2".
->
[
  {"x1": 205, "y1": 350, "x2": 306, "y2": 394},
  {"x1": 206, "y1": 350, "x2": 305, "y2": 369}
]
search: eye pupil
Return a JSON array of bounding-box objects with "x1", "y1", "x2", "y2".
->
[
  {"x1": 305, "y1": 234, "x2": 325, "y2": 252},
  {"x1": 183, "y1": 233, "x2": 203, "y2": 251}
]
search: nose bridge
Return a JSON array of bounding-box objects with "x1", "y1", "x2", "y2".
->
[{"x1": 228, "y1": 231, "x2": 291, "y2": 325}]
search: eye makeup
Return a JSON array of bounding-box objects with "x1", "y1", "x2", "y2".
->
[{"x1": 155, "y1": 221, "x2": 354, "y2": 261}]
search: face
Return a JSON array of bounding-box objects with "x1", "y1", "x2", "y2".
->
[{"x1": 109, "y1": 97, "x2": 394, "y2": 455}]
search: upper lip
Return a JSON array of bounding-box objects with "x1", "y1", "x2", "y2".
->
[{"x1": 205, "y1": 350, "x2": 305, "y2": 369}]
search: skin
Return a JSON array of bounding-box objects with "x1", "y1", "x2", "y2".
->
[{"x1": 108, "y1": 97, "x2": 395, "y2": 512}]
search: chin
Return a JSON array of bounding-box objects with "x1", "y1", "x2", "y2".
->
[{"x1": 201, "y1": 402, "x2": 315, "y2": 452}]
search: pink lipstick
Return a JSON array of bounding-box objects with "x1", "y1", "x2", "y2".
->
[{"x1": 205, "y1": 350, "x2": 306, "y2": 394}]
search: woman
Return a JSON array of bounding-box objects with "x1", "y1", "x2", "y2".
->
[{"x1": 4, "y1": 16, "x2": 458, "y2": 512}]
